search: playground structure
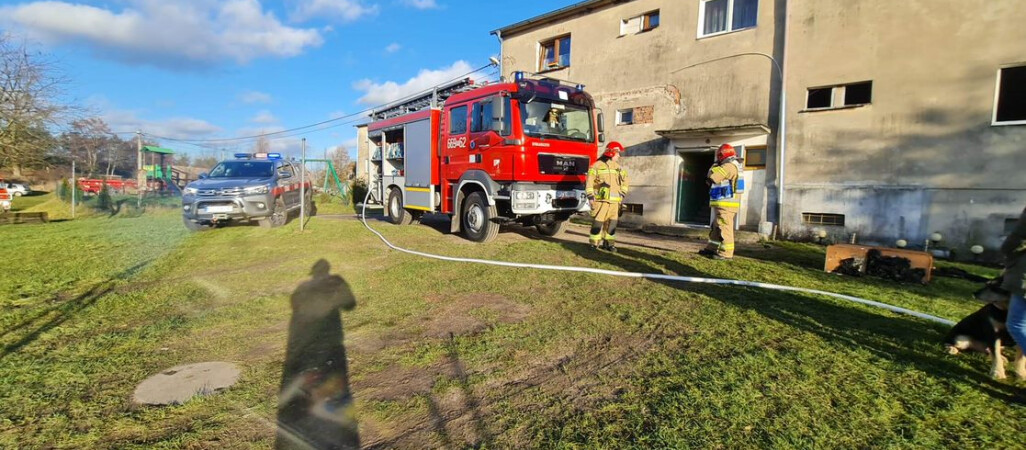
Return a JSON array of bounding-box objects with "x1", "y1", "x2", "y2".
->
[
  {"x1": 303, "y1": 158, "x2": 351, "y2": 203},
  {"x1": 141, "y1": 146, "x2": 190, "y2": 196}
]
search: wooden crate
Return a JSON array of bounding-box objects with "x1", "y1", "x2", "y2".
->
[{"x1": 824, "y1": 243, "x2": 934, "y2": 283}]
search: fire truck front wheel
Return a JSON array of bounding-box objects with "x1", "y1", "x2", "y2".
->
[
  {"x1": 387, "y1": 188, "x2": 413, "y2": 225},
  {"x1": 462, "y1": 191, "x2": 499, "y2": 243}
]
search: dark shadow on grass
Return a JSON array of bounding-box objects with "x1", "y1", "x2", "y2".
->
[
  {"x1": 0, "y1": 259, "x2": 153, "y2": 361},
  {"x1": 277, "y1": 259, "x2": 360, "y2": 450},
  {"x1": 514, "y1": 227, "x2": 1022, "y2": 403}
]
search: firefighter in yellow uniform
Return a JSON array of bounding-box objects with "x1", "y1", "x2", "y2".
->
[
  {"x1": 699, "y1": 144, "x2": 745, "y2": 260},
  {"x1": 586, "y1": 142, "x2": 629, "y2": 252}
]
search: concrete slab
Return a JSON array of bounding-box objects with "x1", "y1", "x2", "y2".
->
[{"x1": 132, "y1": 362, "x2": 241, "y2": 406}]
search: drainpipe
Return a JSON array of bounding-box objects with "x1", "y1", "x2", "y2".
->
[{"x1": 776, "y1": 0, "x2": 790, "y2": 231}]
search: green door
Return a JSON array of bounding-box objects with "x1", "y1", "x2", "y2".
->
[{"x1": 676, "y1": 159, "x2": 701, "y2": 223}]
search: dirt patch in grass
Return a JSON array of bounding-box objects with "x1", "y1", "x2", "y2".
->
[{"x1": 418, "y1": 293, "x2": 532, "y2": 339}]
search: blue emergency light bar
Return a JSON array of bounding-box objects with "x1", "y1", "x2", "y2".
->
[
  {"x1": 234, "y1": 152, "x2": 283, "y2": 160},
  {"x1": 513, "y1": 71, "x2": 525, "y2": 81}
]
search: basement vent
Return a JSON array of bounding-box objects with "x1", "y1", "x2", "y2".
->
[
  {"x1": 623, "y1": 203, "x2": 644, "y2": 215},
  {"x1": 802, "y1": 213, "x2": 845, "y2": 227}
]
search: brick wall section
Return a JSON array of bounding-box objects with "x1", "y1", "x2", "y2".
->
[{"x1": 634, "y1": 105, "x2": 654, "y2": 124}]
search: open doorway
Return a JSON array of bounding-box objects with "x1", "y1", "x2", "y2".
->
[{"x1": 675, "y1": 151, "x2": 714, "y2": 224}]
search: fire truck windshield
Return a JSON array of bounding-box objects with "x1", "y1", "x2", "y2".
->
[{"x1": 520, "y1": 100, "x2": 594, "y2": 142}]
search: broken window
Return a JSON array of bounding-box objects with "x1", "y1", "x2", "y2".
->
[
  {"x1": 995, "y1": 65, "x2": 1026, "y2": 124},
  {"x1": 539, "y1": 36, "x2": 571, "y2": 71},
  {"x1": 700, "y1": 0, "x2": 758, "y2": 37},
  {"x1": 844, "y1": 81, "x2": 873, "y2": 106},
  {"x1": 806, "y1": 87, "x2": 833, "y2": 109}
]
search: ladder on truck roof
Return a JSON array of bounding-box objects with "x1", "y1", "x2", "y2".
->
[{"x1": 370, "y1": 77, "x2": 476, "y2": 121}]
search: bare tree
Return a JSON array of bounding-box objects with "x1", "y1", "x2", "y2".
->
[
  {"x1": 328, "y1": 145, "x2": 352, "y2": 179},
  {"x1": 64, "y1": 117, "x2": 114, "y2": 177},
  {"x1": 254, "y1": 135, "x2": 271, "y2": 153},
  {"x1": 0, "y1": 34, "x2": 70, "y2": 177}
]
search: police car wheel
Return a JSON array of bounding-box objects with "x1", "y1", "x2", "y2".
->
[
  {"x1": 536, "y1": 219, "x2": 567, "y2": 236},
  {"x1": 387, "y1": 188, "x2": 413, "y2": 226},
  {"x1": 462, "y1": 191, "x2": 499, "y2": 243},
  {"x1": 260, "y1": 198, "x2": 288, "y2": 228}
]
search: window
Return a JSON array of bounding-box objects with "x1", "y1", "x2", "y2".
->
[
  {"x1": 806, "y1": 88, "x2": 833, "y2": 109},
  {"x1": 449, "y1": 105, "x2": 467, "y2": 134},
  {"x1": 539, "y1": 36, "x2": 571, "y2": 71},
  {"x1": 621, "y1": 11, "x2": 660, "y2": 35},
  {"x1": 623, "y1": 203, "x2": 644, "y2": 215},
  {"x1": 616, "y1": 108, "x2": 634, "y2": 125},
  {"x1": 806, "y1": 81, "x2": 873, "y2": 110},
  {"x1": 844, "y1": 81, "x2": 873, "y2": 106},
  {"x1": 743, "y1": 145, "x2": 766, "y2": 169},
  {"x1": 802, "y1": 213, "x2": 845, "y2": 227},
  {"x1": 994, "y1": 65, "x2": 1026, "y2": 125},
  {"x1": 471, "y1": 97, "x2": 511, "y2": 134},
  {"x1": 699, "y1": 0, "x2": 758, "y2": 37}
]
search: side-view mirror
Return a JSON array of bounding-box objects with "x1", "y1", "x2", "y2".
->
[
  {"x1": 199, "y1": 172, "x2": 208, "y2": 179},
  {"x1": 278, "y1": 170, "x2": 292, "y2": 179},
  {"x1": 597, "y1": 110, "x2": 605, "y2": 133},
  {"x1": 598, "y1": 132, "x2": 605, "y2": 143}
]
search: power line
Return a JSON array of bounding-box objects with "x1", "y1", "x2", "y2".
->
[{"x1": 143, "y1": 61, "x2": 497, "y2": 146}]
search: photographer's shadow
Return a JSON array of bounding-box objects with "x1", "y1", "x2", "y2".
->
[{"x1": 276, "y1": 259, "x2": 359, "y2": 450}]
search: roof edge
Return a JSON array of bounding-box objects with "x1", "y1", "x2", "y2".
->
[{"x1": 492, "y1": 0, "x2": 614, "y2": 38}]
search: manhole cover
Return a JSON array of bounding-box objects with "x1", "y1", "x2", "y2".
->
[{"x1": 133, "y1": 361, "x2": 241, "y2": 406}]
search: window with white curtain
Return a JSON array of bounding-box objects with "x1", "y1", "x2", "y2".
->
[{"x1": 699, "y1": 0, "x2": 758, "y2": 37}]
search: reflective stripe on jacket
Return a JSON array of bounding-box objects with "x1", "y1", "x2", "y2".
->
[
  {"x1": 708, "y1": 160, "x2": 744, "y2": 209},
  {"x1": 586, "y1": 160, "x2": 629, "y2": 203}
]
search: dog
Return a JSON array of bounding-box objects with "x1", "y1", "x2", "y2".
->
[{"x1": 943, "y1": 274, "x2": 1026, "y2": 380}]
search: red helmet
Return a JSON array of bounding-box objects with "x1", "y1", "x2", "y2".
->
[
  {"x1": 603, "y1": 141, "x2": 624, "y2": 158},
  {"x1": 716, "y1": 144, "x2": 736, "y2": 161}
]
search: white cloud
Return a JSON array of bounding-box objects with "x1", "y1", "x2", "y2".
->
[
  {"x1": 239, "y1": 90, "x2": 273, "y2": 104},
  {"x1": 101, "y1": 109, "x2": 222, "y2": 140},
  {"x1": 353, "y1": 60, "x2": 473, "y2": 105},
  {"x1": 250, "y1": 110, "x2": 278, "y2": 124},
  {"x1": 385, "y1": 42, "x2": 401, "y2": 53},
  {"x1": 291, "y1": 0, "x2": 378, "y2": 23},
  {"x1": 404, "y1": 0, "x2": 439, "y2": 9},
  {"x1": 0, "y1": 0, "x2": 324, "y2": 68}
]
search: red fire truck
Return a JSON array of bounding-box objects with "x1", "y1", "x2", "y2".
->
[{"x1": 366, "y1": 72, "x2": 603, "y2": 242}]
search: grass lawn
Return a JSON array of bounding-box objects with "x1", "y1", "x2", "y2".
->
[{"x1": 0, "y1": 209, "x2": 1022, "y2": 448}]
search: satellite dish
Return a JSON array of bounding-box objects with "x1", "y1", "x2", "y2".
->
[{"x1": 488, "y1": 57, "x2": 500, "y2": 67}]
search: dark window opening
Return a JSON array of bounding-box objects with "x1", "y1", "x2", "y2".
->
[
  {"x1": 996, "y1": 65, "x2": 1026, "y2": 123},
  {"x1": 844, "y1": 81, "x2": 873, "y2": 106},
  {"x1": 449, "y1": 106, "x2": 468, "y2": 134},
  {"x1": 807, "y1": 88, "x2": 833, "y2": 109},
  {"x1": 643, "y1": 11, "x2": 660, "y2": 31},
  {"x1": 623, "y1": 203, "x2": 644, "y2": 215},
  {"x1": 802, "y1": 213, "x2": 845, "y2": 227},
  {"x1": 617, "y1": 109, "x2": 634, "y2": 125}
]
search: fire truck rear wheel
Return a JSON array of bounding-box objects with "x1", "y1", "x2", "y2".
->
[
  {"x1": 387, "y1": 188, "x2": 413, "y2": 225},
  {"x1": 536, "y1": 219, "x2": 568, "y2": 236},
  {"x1": 462, "y1": 191, "x2": 499, "y2": 243}
]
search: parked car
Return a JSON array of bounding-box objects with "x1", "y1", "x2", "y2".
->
[{"x1": 0, "y1": 182, "x2": 29, "y2": 196}]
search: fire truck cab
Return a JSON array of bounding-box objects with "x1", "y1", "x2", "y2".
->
[{"x1": 367, "y1": 72, "x2": 602, "y2": 243}]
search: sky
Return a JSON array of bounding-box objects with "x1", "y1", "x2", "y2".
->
[{"x1": 0, "y1": 0, "x2": 574, "y2": 161}]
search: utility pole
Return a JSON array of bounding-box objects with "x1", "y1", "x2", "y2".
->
[
  {"x1": 71, "y1": 159, "x2": 76, "y2": 219},
  {"x1": 136, "y1": 130, "x2": 144, "y2": 207},
  {"x1": 300, "y1": 138, "x2": 307, "y2": 232}
]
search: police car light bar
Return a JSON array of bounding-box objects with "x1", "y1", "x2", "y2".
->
[{"x1": 266, "y1": 153, "x2": 282, "y2": 160}]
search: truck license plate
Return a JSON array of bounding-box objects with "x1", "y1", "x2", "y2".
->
[
  {"x1": 557, "y1": 191, "x2": 576, "y2": 199},
  {"x1": 204, "y1": 205, "x2": 233, "y2": 213}
]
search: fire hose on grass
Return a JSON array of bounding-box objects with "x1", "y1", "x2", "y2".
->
[{"x1": 357, "y1": 191, "x2": 955, "y2": 327}]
